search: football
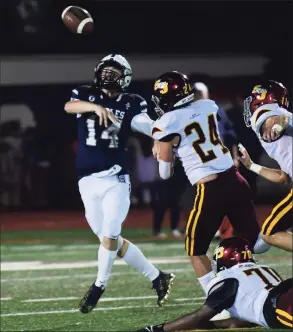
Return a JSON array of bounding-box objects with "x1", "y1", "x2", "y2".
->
[{"x1": 61, "y1": 6, "x2": 94, "y2": 35}]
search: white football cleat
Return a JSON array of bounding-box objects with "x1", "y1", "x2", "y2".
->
[{"x1": 210, "y1": 309, "x2": 232, "y2": 321}]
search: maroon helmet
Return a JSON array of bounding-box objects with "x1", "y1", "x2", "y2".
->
[
  {"x1": 151, "y1": 71, "x2": 194, "y2": 117},
  {"x1": 213, "y1": 237, "x2": 256, "y2": 272},
  {"x1": 243, "y1": 80, "x2": 289, "y2": 127}
]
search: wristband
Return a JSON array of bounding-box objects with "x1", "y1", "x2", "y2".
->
[{"x1": 249, "y1": 163, "x2": 262, "y2": 174}]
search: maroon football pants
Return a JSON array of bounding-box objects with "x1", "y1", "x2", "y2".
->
[{"x1": 185, "y1": 167, "x2": 260, "y2": 256}]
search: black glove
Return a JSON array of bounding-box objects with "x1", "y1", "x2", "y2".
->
[{"x1": 135, "y1": 324, "x2": 165, "y2": 332}]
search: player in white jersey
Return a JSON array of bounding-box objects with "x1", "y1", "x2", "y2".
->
[
  {"x1": 241, "y1": 80, "x2": 293, "y2": 252},
  {"x1": 136, "y1": 237, "x2": 293, "y2": 331},
  {"x1": 150, "y1": 71, "x2": 269, "y2": 299}
]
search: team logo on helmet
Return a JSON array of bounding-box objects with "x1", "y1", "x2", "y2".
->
[
  {"x1": 214, "y1": 245, "x2": 224, "y2": 259},
  {"x1": 154, "y1": 80, "x2": 168, "y2": 95},
  {"x1": 252, "y1": 85, "x2": 267, "y2": 100}
]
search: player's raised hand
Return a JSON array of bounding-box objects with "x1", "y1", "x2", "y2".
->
[
  {"x1": 237, "y1": 143, "x2": 252, "y2": 169},
  {"x1": 94, "y1": 105, "x2": 120, "y2": 128}
]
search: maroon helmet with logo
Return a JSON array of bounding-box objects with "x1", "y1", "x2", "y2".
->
[
  {"x1": 243, "y1": 80, "x2": 289, "y2": 127},
  {"x1": 151, "y1": 71, "x2": 194, "y2": 117},
  {"x1": 213, "y1": 237, "x2": 256, "y2": 272}
]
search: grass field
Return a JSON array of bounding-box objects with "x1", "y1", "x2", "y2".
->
[{"x1": 1, "y1": 228, "x2": 291, "y2": 332}]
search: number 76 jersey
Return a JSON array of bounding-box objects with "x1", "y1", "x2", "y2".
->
[
  {"x1": 152, "y1": 99, "x2": 233, "y2": 185},
  {"x1": 206, "y1": 263, "x2": 284, "y2": 328}
]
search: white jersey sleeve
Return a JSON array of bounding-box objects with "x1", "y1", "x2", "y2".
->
[
  {"x1": 251, "y1": 103, "x2": 292, "y2": 134},
  {"x1": 131, "y1": 113, "x2": 154, "y2": 137},
  {"x1": 250, "y1": 104, "x2": 293, "y2": 180}
]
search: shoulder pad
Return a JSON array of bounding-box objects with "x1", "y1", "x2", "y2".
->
[
  {"x1": 123, "y1": 93, "x2": 147, "y2": 104},
  {"x1": 73, "y1": 84, "x2": 94, "y2": 93},
  {"x1": 122, "y1": 93, "x2": 148, "y2": 114},
  {"x1": 71, "y1": 85, "x2": 100, "y2": 101}
]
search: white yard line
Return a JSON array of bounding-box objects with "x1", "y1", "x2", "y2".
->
[
  {"x1": 21, "y1": 295, "x2": 205, "y2": 303},
  {"x1": 0, "y1": 297, "x2": 12, "y2": 301},
  {"x1": 1, "y1": 242, "x2": 185, "y2": 252},
  {"x1": 22, "y1": 295, "x2": 157, "y2": 303},
  {"x1": 1, "y1": 258, "x2": 289, "y2": 272},
  {"x1": 0, "y1": 257, "x2": 188, "y2": 272},
  {"x1": 0, "y1": 302, "x2": 203, "y2": 317},
  {"x1": 1, "y1": 268, "x2": 192, "y2": 283},
  {"x1": 175, "y1": 297, "x2": 206, "y2": 302}
]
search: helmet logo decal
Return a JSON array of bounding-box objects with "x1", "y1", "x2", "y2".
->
[
  {"x1": 214, "y1": 246, "x2": 224, "y2": 259},
  {"x1": 154, "y1": 80, "x2": 168, "y2": 95},
  {"x1": 252, "y1": 85, "x2": 267, "y2": 100},
  {"x1": 89, "y1": 95, "x2": 95, "y2": 102}
]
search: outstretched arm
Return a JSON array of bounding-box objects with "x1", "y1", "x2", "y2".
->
[
  {"x1": 135, "y1": 304, "x2": 254, "y2": 331},
  {"x1": 238, "y1": 143, "x2": 290, "y2": 185},
  {"x1": 64, "y1": 100, "x2": 118, "y2": 127},
  {"x1": 136, "y1": 275, "x2": 256, "y2": 332},
  {"x1": 131, "y1": 113, "x2": 154, "y2": 137}
]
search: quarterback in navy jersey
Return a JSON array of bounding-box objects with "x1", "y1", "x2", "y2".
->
[
  {"x1": 64, "y1": 54, "x2": 174, "y2": 314},
  {"x1": 71, "y1": 84, "x2": 150, "y2": 179}
]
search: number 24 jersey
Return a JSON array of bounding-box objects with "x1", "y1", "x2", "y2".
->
[{"x1": 152, "y1": 99, "x2": 233, "y2": 185}]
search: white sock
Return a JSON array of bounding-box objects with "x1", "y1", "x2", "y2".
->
[
  {"x1": 123, "y1": 242, "x2": 160, "y2": 281},
  {"x1": 198, "y1": 270, "x2": 216, "y2": 296},
  {"x1": 95, "y1": 245, "x2": 117, "y2": 288},
  {"x1": 253, "y1": 233, "x2": 271, "y2": 253}
]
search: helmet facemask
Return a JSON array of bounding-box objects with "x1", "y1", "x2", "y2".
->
[
  {"x1": 94, "y1": 55, "x2": 132, "y2": 92},
  {"x1": 152, "y1": 95, "x2": 165, "y2": 118},
  {"x1": 95, "y1": 63, "x2": 124, "y2": 91},
  {"x1": 243, "y1": 96, "x2": 253, "y2": 127}
]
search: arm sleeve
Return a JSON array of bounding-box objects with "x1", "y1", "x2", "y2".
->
[
  {"x1": 129, "y1": 94, "x2": 153, "y2": 136},
  {"x1": 251, "y1": 104, "x2": 292, "y2": 134},
  {"x1": 131, "y1": 113, "x2": 154, "y2": 137},
  {"x1": 205, "y1": 278, "x2": 239, "y2": 313},
  {"x1": 152, "y1": 113, "x2": 180, "y2": 142}
]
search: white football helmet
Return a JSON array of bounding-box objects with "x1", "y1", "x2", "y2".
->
[{"x1": 94, "y1": 54, "x2": 132, "y2": 91}]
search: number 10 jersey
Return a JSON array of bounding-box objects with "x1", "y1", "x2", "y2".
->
[{"x1": 152, "y1": 99, "x2": 233, "y2": 185}]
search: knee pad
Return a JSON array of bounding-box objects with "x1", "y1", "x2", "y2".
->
[
  {"x1": 253, "y1": 233, "x2": 271, "y2": 254},
  {"x1": 102, "y1": 220, "x2": 122, "y2": 240}
]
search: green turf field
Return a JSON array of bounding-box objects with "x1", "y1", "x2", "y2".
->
[{"x1": 1, "y1": 229, "x2": 291, "y2": 331}]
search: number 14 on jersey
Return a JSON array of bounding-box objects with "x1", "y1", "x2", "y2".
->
[{"x1": 86, "y1": 118, "x2": 119, "y2": 148}]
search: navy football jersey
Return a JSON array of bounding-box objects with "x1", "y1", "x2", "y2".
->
[{"x1": 71, "y1": 85, "x2": 147, "y2": 179}]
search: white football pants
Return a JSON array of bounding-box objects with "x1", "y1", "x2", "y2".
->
[{"x1": 78, "y1": 174, "x2": 131, "y2": 240}]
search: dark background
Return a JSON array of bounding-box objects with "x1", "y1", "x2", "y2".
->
[{"x1": 0, "y1": 1, "x2": 292, "y2": 211}]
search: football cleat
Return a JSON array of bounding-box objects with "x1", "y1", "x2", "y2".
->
[
  {"x1": 78, "y1": 283, "x2": 105, "y2": 314},
  {"x1": 135, "y1": 324, "x2": 165, "y2": 332},
  {"x1": 152, "y1": 271, "x2": 175, "y2": 307}
]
